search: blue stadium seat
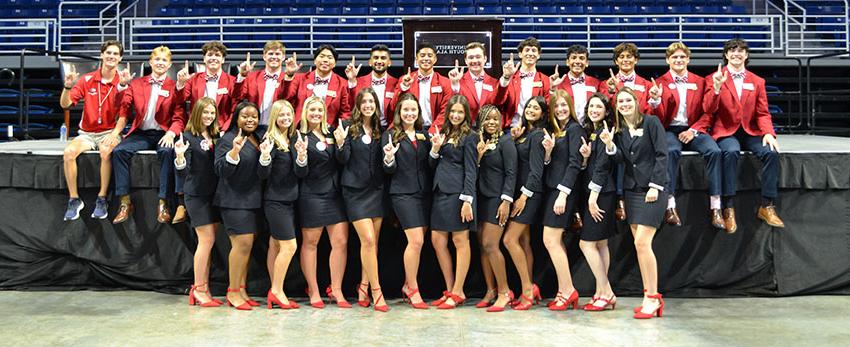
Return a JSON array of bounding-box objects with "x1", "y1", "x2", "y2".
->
[
  {"x1": 422, "y1": 0, "x2": 445, "y2": 4},
  {"x1": 503, "y1": 6, "x2": 530, "y2": 14},
  {"x1": 264, "y1": 7, "x2": 288, "y2": 15},
  {"x1": 397, "y1": 5, "x2": 422, "y2": 15},
  {"x1": 477, "y1": 0, "x2": 499, "y2": 4},
  {"x1": 613, "y1": 5, "x2": 638, "y2": 14},
  {"x1": 559, "y1": 6, "x2": 584, "y2": 15},
  {"x1": 397, "y1": 0, "x2": 422, "y2": 4},
  {"x1": 531, "y1": 5, "x2": 557, "y2": 15},
  {"x1": 246, "y1": 0, "x2": 267, "y2": 5},
  {"x1": 721, "y1": 5, "x2": 747, "y2": 14},
  {"x1": 345, "y1": 0, "x2": 369, "y2": 4},
  {"x1": 666, "y1": 5, "x2": 692, "y2": 14},
  {"x1": 370, "y1": 6, "x2": 395, "y2": 15},
  {"x1": 316, "y1": 6, "x2": 341, "y2": 15},
  {"x1": 289, "y1": 6, "x2": 315, "y2": 15},
  {"x1": 423, "y1": 6, "x2": 450, "y2": 15},
  {"x1": 185, "y1": 8, "x2": 211, "y2": 16},
  {"x1": 159, "y1": 7, "x2": 183, "y2": 16},
  {"x1": 452, "y1": 6, "x2": 476, "y2": 15},
  {"x1": 585, "y1": 5, "x2": 612, "y2": 14},
  {"x1": 453, "y1": 0, "x2": 474, "y2": 6},
  {"x1": 371, "y1": 0, "x2": 395, "y2": 5},
  {"x1": 501, "y1": 0, "x2": 526, "y2": 5},
  {"x1": 692, "y1": 6, "x2": 720, "y2": 14},
  {"x1": 237, "y1": 7, "x2": 262, "y2": 16},
  {"x1": 342, "y1": 6, "x2": 369, "y2": 15},
  {"x1": 639, "y1": 6, "x2": 664, "y2": 14},
  {"x1": 477, "y1": 6, "x2": 502, "y2": 15},
  {"x1": 219, "y1": 7, "x2": 238, "y2": 16}
]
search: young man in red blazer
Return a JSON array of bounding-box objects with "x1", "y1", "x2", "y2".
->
[
  {"x1": 346, "y1": 44, "x2": 397, "y2": 128},
  {"x1": 60, "y1": 40, "x2": 133, "y2": 221},
  {"x1": 648, "y1": 42, "x2": 723, "y2": 229},
  {"x1": 443, "y1": 41, "x2": 500, "y2": 128},
  {"x1": 234, "y1": 40, "x2": 289, "y2": 128},
  {"x1": 281, "y1": 44, "x2": 351, "y2": 127},
  {"x1": 549, "y1": 44, "x2": 600, "y2": 123},
  {"x1": 112, "y1": 46, "x2": 186, "y2": 224},
  {"x1": 600, "y1": 42, "x2": 653, "y2": 115},
  {"x1": 176, "y1": 41, "x2": 238, "y2": 131},
  {"x1": 392, "y1": 43, "x2": 452, "y2": 133},
  {"x1": 704, "y1": 38, "x2": 784, "y2": 232},
  {"x1": 495, "y1": 37, "x2": 550, "y2": 129}
]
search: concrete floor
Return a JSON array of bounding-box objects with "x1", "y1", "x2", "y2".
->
[{"x1": 1, "y1": 292, "x2": 849, "y2": 346}]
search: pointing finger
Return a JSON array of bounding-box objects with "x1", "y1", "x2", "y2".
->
[
  {"x1": 454, "y1": 59, "x2": 459, "y2": 70},
  {"x1": 351, "y1": 56, "x2": 356, "y2": 65},
  {"x1": 184, "y1": 60, "x2": 189, "y2": 71},
  {"x1": 717, "y1": 63, "x2": 722, "y2": 74},
  {"x1": 554, "y1": 64, "x2": 559, "y2": 76},
  {"x1": 603, "y1": 120, "x2": 609, "y2": 131},
  {"x1": 609, "y1": 68, "x2": 616, "y2": 80},
  {"x1": 509, "y1": 52, "x2": 514, "y2": 64},
  {"x1": 407, "y1": 67, "x2": 412, "y2": 76},
  {"x1": 246, "y1": 52, "x2": 251, "y2": 62},
  {"x1": 651, "y1": 77, "x2": 656, "y2": 87},
  {"x1": 581, "y1": 136, "x2": 587, "y2": 145}
]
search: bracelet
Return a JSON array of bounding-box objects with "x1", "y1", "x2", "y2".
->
[{"x1": 63, "y1": 86, "x2": 72, "y2": 90}]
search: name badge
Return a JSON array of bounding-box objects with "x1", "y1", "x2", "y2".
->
[
  {"x1": 532, "y1": 81, "x2": 543, "y2": 88},
  {"x1": 325, "y1": 138, "x2": 335, "y2": 144},
  {"x1": 385, "y1": 91, "x2": 394, "y2": 98},
  {"x1": 482, "y1": 84, "x2": 493, "y2": 92},
  {"x1": 362, "y1": 134, "x2": 372, "y2": 145},
  {"x1": 486, "y1": 143, "x2": 496, "y2": 151},
  {"x1": 686, "y1": 83, "x2": 698, "y2": 91},
  {"x1": 630, "y1": 128, "x2": 644, "y2": 137},
  {"x1": 217, "y1": 87, "x2": 229, "y2": 95},
  {"x1": 88, "y1": 88, "x2": 97, "y2": 95},
  {"x1": 274, "y1": 82, "x2": 281, "y2": 89},
  {"x1": 316, "y1": 141, "x2": 327, "y2": 151},
  {"x1": 158, "y1": 90, "x2": 170, "y2": 98},
  {"x1": 632, "y1": 85, "x2": 646, "y2": 92},
  {"x1": 84, "y1": 75, "x2": 93, "y2": 82},
  {"x1": 327, "y1": 90, "x2": 337, "y2": 98},
  {"x1": 742, "y1": 83, "x2": 755, "y2": 91},
  {"x1": 431, "y1": 86, "x2": 442, "y2": 93},
  {"x1": 306, "y1": 83, "x2": 314, "y2": 90},
  {"x1": 590, "y1": 133, "x2": 597, "y2": 141},
  {"x1": 668, "y1": 83, "x2": 677, "y2": 90},
  {"x1": 415, "y1": 133, "x2": 427, "y2": 141},
  {"x1": 586, "y1": 86, "x2": 596, "y2": 92}
]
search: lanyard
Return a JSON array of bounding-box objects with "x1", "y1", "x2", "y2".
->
[{"x1": 97, "y1": 82, "x2": 114, "y2": 125}]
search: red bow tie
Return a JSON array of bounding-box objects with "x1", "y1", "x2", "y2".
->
[
  {"x1": 417, "y1": 74, "x2": 431, "y2": 83},
  {"x1": 674, "y1": 76, "x2": 688, "y2": 84},
  {"x1": 205, "y1": 74, "x2": 219, "y2": 82},
  {"x1": 471, "y1": 75, "x2": 485, "y2": 83},
  {"x1": 519, "y1": 71, "x2": 535, "y2": 79},
  {"x1": 730, "y1": 72, "x2": 746, "y2": 80},
  {"x1": 618, "y1": 75, "x2": 635, "y2": 83},
  {"x1": 149, "y1": 78, "x2": 164, "y2": 86},
  {"x1": 372, "y1": 78, "x2": 386, "y2": 86},
  {"x1": 569, "y1": 76, "x2": 585, "y2": 85},
  {"x1": 314, "y1": 77, "x2": 330, "y2": 86},
  {"x1": 264, "y1": 73, "x2": 278, "y2": 81}
]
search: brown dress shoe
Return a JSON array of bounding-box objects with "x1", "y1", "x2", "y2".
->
[
  {"x1": 710, "y1": 209, "x2": 725, "y2": 229},
  {"x1": 615, "y1": 199, "x2": 627, "y2": 221},
  {"x1": 570, "y1": 212, "x2": 583, "y2": 231},
  {"x1": 722, "y1": 208, "x2": 737, "y2": 234},
  {"x1": 157, "y1": 203, "x2": 172, "y2": 224},
  {"x1": 664, "y1": 208, "x2": 682, "y2": 226},
  {"x1": 171, "y1": 205, "x2": 187, "y2": 224},
  {"x1": 757, "y1": 205, "x2": 785, "y2": 228},
  {"x1": 112, "y1": 201, "x2": 133, "y2": 224}
]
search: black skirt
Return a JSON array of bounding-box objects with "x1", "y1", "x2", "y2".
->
[
  {"x1": 391, "y1": 192, "x2": 430, "y2": 230},
  {"x1": 579, "y1": 191, "x2": 617, "y2": 241},
  {"x1": 541, "y1": 189, "x2": 577, "y2": 229},
  {"x1": 477, "y1": 195, "x2": 505, "y2": 226},
  {"x1": 184, "y1": 194, "x2": 220, "y2": 228},
  {"x1": 342, "y1": 186, "x2": 383, "y2": 221},
  {"x1": 265, "y1": 200, "x2": 297, "y2": 241},
  {"x1": 298, "y1": 192, "x2": 348, "y2": 228},
  {"x1": 509, "y1": 191, "x2": 543, "y2": 225},
  {"x1": 624, "y1": 188, "x2": 668, "y2": 229},
  {"x1": 220, "y1": 208, "x2": 260, "y2": 235},
  {"x1": 431, "y1": 191, "x2": 473, "y2": 232}
]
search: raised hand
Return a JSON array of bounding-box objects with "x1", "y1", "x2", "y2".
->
[
  {"x1": 344, "y1": 56, "x2": 361, "y2": 82},
  {"x1": 448, "y1": 59, "x2": 464, "y2": 84},
  {"x1": 400, "y1": 67, "x2": 413, "y2": 89},
  {"x1": 177, "y1": 60, "x2": 193, "y2": 86},
  {"x1": 383, "y1": 140, "x2": 400, "y2": 161},
  {"x1": 174, "y1": 133, "x2": 189, "y2": 156},
  {"x1": 430, "y1": 125, "x2": 444, "y2": 152},
  {"x1": 333, "y1": 125, "x2": 349, "y2": 146},
  {"x1": 649, "y1": 77, "x2": 662, "y2": 99},
  {"x1": 259, "y1": 136, "x2": 273, "y2": 156},
  {"x1": 476, "y1": 131, "x2": 488, "y2": 159},
  {"x1": 284, "y1": 52, "x2": 302, "y2": 77},
  {"x1": 542, "y1": 129, "x2": 555, "y2": 155},
  {"x1": 238, "y1": 52, "x2": 256, "y2": 77},
  {"x1": 763, "y1": 134, "x2": 780, "y2": 152},
  {"x1": 502, "y1": 53, "x2": 518, "y2": 80},
  {"x1": 549, "y1": 64, "x2": 566, "y2": 88},
  {"x1": 119, "y1": 62, "x2": 135, "y2": 86},
  {"x1": 232, "y1": 129, "x2": 246, "y2": 152},
  {"x1": 510, "y1": 125, "x2": 525, "y2": 140},
  {"x1": 63, "y1": 63, "x2": 78, "y2": 88},
  {"x1": 599, "y1": 120, "x2": 614, "y2": 150},
  {"x1": 294, "y1": 132, "x2": 307, "y2": 159},
  {"x1": 579, "y1": 136, "x2": 591, "y2": 158},
  {"x1": 606, "y1": 68, "x2": 618, "y2": 92},
  {"x1": 712, "y1": 63, "x2": 727, "y2": 92}
]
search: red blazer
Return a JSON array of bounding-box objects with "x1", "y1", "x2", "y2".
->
[
  {"x1": 652, "y1": 71, "x2": 711, "y2": 132},
  {"x1": 391, "y1": 70, "x2": 452, "y2": 134},
  {"x1": 234, "y1": 69, "x2": 288, "y2": 113},
  {"x1": 281, "y1": 70, "x2": 351, "y2": 127},
  {"x1": 178, "y1": 71, "x2": 238, "y2": 131},
  {"x1": 443, "y1": 72, "x2": 500, "y2": 127},
  {"x1": 350, "y1": 73, "x2": 398, "y2": 124},
  {"x1": 119, "y1": 75, "x2": 185, "y2": 136},
  {"x1": 554, "y1": 74, "x2": 601, "y2": 103},
  {"x1": 494, "y1": 70, "x2": 550, "y2": 128},
  {"x1": 598, "y1": 73, "x2": 652, "y2": 115},
  {"x1": 703, "y1": 69, "x2": 775, "y2": 140}
]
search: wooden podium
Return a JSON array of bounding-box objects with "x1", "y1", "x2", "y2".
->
[{"x1": 402, "y1": 18, "x2": 503, "y2": 75}]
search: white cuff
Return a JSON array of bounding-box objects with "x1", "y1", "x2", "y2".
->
[
  {"x1": 499, "y1": 78, "x2": 510, "y2": 88},
  {"x1": 400, "y1": 83, "x2": 410, "y2": 92},
  {"x1": 383, "y1": 157, "x2": 395, "y2": 167},
  {"x1": 236, "y1": 74, "x2": 246, "y2": 83},
  {"x1": 556, "y1": 184, "x2": 572, "y2": 195},
  {"x1": 649, "y1": 183, "x2": 665, "y2": 191},
  {"x1": 500, "y1": 194, "x2": 514, "y2": 203},
  {"x1": 176, "y1": 83, "x2": 185, "y2": 91},
  {"x1": 689, "y1": 128, "x2": 700, "y2": 137},
  {"x1": 429, "y1": 151, "x2": 440, "y2": 159},
  {"x1": 544, "y1": 158, "x2": 551, "y2": 166},
  {"x1": 459, "y1": 194, "x2": 474, "y2": 203},
  {"x1": 295, "y1": 156, "x2": 308, "y2": 167},
  {"x1": 605, "y1": 144, "x2": 617, "y2": 155},
  {"x1": 117, "y1": 84, "x2": 128, "y2": 92},
  {"x1": 451, "y1": 82, "x2": 460, "y2": 94},
  {"x1": 226, "y1": 153, "x2": 240, "y2": 165},
  {"x1": 259, "y1": 154, "x2": 272, "y2": 166},
  {"x1": 588, "y1": 181, "x2": 603, "y2": 193},
  {"x1": 648, "y1": 97, "x2": 661, "y2": 108},
  {"x1": 348, "y1": 80, "x2": 357, "y2": 89},
  {"x1": 520, "y1": 186, "x2": 534, "y2": 198},
  {"x1": 174, "y1": 157, "x2": 186, "y2": 170}
]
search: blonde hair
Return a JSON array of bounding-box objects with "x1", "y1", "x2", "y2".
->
[
  {"x1": 185, "y1": 97, "x2": 219, "y2": 138},
  {"x1": 268, "y1": 99, "x2": 297, "y2": 151},
  {"x1": 263, "y1": 40, "x2": 285, "y2": 54},
  {"x1": 149, "y1": 45, "x2": 172, "y2": 61},
  {"x1": 298, "y1": 96, "x2": 330, "y2": 134},
  {"x1": 665, "y1": 42, "x2": 691, "y2": 58},
  {"x1": 548, "y1": 89, "x2": 578, "y2": 137}
]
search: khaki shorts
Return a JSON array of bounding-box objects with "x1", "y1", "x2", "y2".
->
[{"x1": 75, "y1": 130, "x2": 119, "y2": 150}]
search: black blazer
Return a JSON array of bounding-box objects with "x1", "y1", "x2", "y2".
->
[
  {"x1": 478, "y1": 133, "x2": 517, "y2": 200},
  {"x1": 382, "y1": 130, "x2": 433, "y2": 195},
  {"x1": 543, "y1": 121, "x2": 584, "y2": 192},
  {"x1": 293, "y1": 130, "x2": 342, "y2": 197},
  {"x1": 431, "y1": 131, "x2": 478, "y2": 197},
  {"x1": 176, "y1": 131, "x2": 217, "y2": 197},
  {"x1": 515, "y1": 128, "x2": 546, "y2": 195},
  {"x1": 258, "y1": 145, "x2": 299, "y2": 202},
  {"x1": 336, "y1": 120, "x2": 384, "y2": 189},
  {"x1": 609, "y1": 115, "x2": 669, "y2": 191},
  {"x1": 214, "y1": 130, "x2": 263, "y2": 209},
  {"x1": 587, "y1": 127, "x2": 616, "y2": 194}
]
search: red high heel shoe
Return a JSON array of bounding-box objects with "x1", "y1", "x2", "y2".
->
[
  {"x1": 401, "y1": 284, "x2": 429, "y2": 309},
  {"x1": 585, "y1": 295, "x2": 616, "y2": 311},
  {"x1": 532, "y1": 283, "x2": 542, "y2": 304},
  {"x1": 189, "y1": 283, "x2": 222, "y2": 307},
  {"x1": 226, "y1": 288, "x2": 252, "y2": 310},
  {"x1": 512, "y1": 293, "x2": 535, "y2": 311},
  {"x1": 437, "y1": 293, "x2": 466, "y2": 309},
  {"x1": 582, "y1": 296, "x2": 600, "y2": 310},
  {"x1": 267, "y1": 290, "x2": 298, "y2": 309},
  {"x1": 634, "y1": 289, "x2": 648, "y2": 313},
  {"x1": 548, "y1": 290, "x2": 579, "y2": 311},
  {"x1": 371, "y1": 287, "x2": 389, "y2": 312},
  {"x1": 475, "y1": 289, "x2": 497, "y2": 308},
  {"x1": 357, "y1": 282, "x2": 370, "y2": 308},
  {"x1": 239, "y1": 285, "x2": 260, "y2": 307},
  {"x1": 325, "y1": 286, "x2": 353, "y2": 308},
  {"x1": 430, "y1": 290, "x2": 450, "y2": 306},
  {"x1": 633, "y1": 293, "x2": 664, "y2": 319},
  {"x1": 486, "y1": 291, "x2": 513, "y2": 313},
  {"x1": 305, "y1": 287, "x2": 325, "y2": 309}
]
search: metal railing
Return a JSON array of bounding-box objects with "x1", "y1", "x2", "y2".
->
[
  {"x1": 57, "y1": 1, "x2": 121, "y2": 54},
  {"x1": 0, "y1": 19, "x2": 54, "y2": 54},
  {"x1": 781, "y1": 0, "x2": 849, "y2": 56}
]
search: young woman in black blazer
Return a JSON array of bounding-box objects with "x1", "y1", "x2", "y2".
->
[
  {"x1": 258, "y1": 99, "x2": 300, "y2": 309},
  {"x1": 540, "y1": 90, "x2": 584, "y2": 310},
  {"x1": 504, "y1": 95, "x2": 548, "y2": 310},
  {"x1": 382, "y1": 93, "x2": 432, "y2": 309},
  {"x1": 174, "y1": 97, "x2": 222, "y2": 308},
  {"x1": 600, "y1": 87, "x2": 668, "y2": 319},
  {"x1": 428, "y1": 94, "x2": 477, "y2": 309},
  {"x1": 580, "y1": 92, "x2": 619, "y2": 311},
  {"x1": 335, "y1": 88, "x2": 387, "y2": 312},
  {"x1": 474, "y1": 105, "x2": 516, "y2": 312},
  {"x1": 294, "y1": 96, "x2": 350, "y2": 309},
  {"x1": 214, "y1": 101, "x2": 263, "y2": 310}
]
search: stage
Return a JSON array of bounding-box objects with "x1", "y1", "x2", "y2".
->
[{"x1": 1, "y1": 135, "x2": 848, "y2": 298}]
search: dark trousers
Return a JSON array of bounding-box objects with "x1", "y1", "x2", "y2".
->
[
  {"x1": 666, "y1": 126, "x2": 722, "y2": 196},
  {"x1": 716, "y1": 129, "x2": 780, "y2": 199},
  {"x1": 113, "y1": 129, "x2": 174, "y2": 199}
]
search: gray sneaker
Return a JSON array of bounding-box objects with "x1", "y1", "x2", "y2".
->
[
  {"x1": 91, "y1": 197, "x2": 109, "y2": 219},
  {"x1": 64, "y1": 198, "x2": 84, "y2": 221}
]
